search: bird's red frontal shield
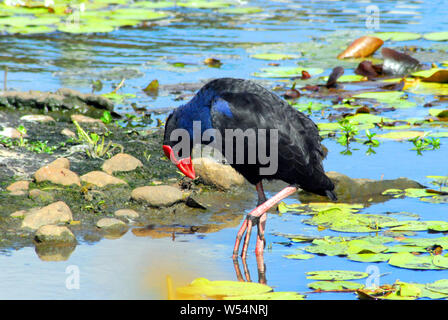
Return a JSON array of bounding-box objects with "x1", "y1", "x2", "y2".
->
[{"x1": 163, "y1": 145, "x2": 196, "y2": 179}]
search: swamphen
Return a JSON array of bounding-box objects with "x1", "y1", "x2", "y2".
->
[{"x1": 163, "y1": 78, "x2": 336, "y2": 259}]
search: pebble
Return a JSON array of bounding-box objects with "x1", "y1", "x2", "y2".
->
[
  {"x1": 20, "y1": 114, "x2": 55, "y2": 122},
  {"x1": 192, "y1": 157, "x2": 245, "y2": 190},
  {"x1": 114, "y1": 209, "x2": 139, "y2": 219},
  {"x1": 102, "y1": 153, "x2": 143, "y2": 174},
  {"x1": 131, "y1": 185, "x2": 184, "y2": 207},
  {"x1": 96, "y1": 218, "x2": 128, "y2": 234},
  {"x1": 0, "y1": 127, "x2": 27, "y2": 139},
  {"x1": 6, "y1": 180, "x2": 30, "y2": 196},
  {"x1": 21, "y1": 201, "x2": 73, "y2": 230},
  {"x1": 34, "y1": 165, "x2": 81, "y2": 186},
  {"x1": 34, "y1": 225, "x2": 76, "y2": 244},
  {"x1": 80, "y1": 171, "x2": 128, "y2": 187}
]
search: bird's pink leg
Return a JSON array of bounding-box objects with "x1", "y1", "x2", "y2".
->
[{"x1": 233, "y1": 185, "x2": 298, "y2": 259}]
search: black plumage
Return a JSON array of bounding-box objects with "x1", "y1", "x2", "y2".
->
[{"x1": 164, "y1": 77, "x2": 336, "y2": 200}]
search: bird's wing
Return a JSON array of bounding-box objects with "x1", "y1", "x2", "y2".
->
[{"x1": 210, "y1": 90, "x2": 326, "y2": 176}]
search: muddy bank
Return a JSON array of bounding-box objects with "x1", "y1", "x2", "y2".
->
[{"x1": 0, "y1": 88, "x2": 430, "y2": 261}]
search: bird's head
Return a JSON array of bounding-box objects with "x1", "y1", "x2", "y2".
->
[{"x1": 162, "y1": 111, "x2": 196, "y2": 180}]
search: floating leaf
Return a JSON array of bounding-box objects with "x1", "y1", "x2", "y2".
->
[
  {"x1": 337, "y1": 36, "x2": 383, "y2": 59},
  {"x1": 176, "y1": 278, "x2": 272, "y2": 298},
  {"x1": 218, "y1": 7, "x2": 263, "y2": 14},
  {"x1": 371, "y1": 32, "x2": 421, "y2": 42},
  {"x1": 423, "y1": 32, "x2": 448, "y2": 41},
  {"x1": 111, "y1": 8, "x2": 169, "y2": 21},
  {"x1": 250, "y1": 53, "x2": 299, "y2": 60},
  {"x1": 223, "y1": 291, "x2": 305, "y2": 300},
  {"x1": 385, "y1": 245, "x2": 428, "y2": 253},
  {"x1": 388, "y1": 252, "x2": 446, "y2": 270},
  {"x1": 253, "y1": 67, "x2": 324, "y2": 78},
  {"x1": 57, "y1": 23, "x2": 114, "y2": 33},
  {"x1": 412, "y1": 68, "x2": 448, "y2": 83},
  {"x1": 308, "y1": 281, "x2": 363, "y2": 291},
  {"x1": 306, "y1": 270, "x2": 368, "y2": 281},
  {"x1": 130, "y1": 1, "x2": 176, "y2": 8},
  {"x1": 347, "y1": 253, "x2": 390, "y2": 262},
  {"x1": 376, "y1": 131, "x2": 426, "y2": 141},
  {"x1": 178, "y1": 1, "x2": 232, "y2": 9},
  {"x1": 284, "y1": 253, "x2": 315, "y2": 260},
  {"x1": 425, "y1": 279, "x2": 448, "y2": 295}
]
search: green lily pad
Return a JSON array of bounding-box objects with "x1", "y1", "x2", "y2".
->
[
  {"x1": 423, "y1": 32, "x2": 448, "y2": 41},
  {"x1": 385, "y1": 245, "x2": 428, "y2": 253},
  {"x1": 376, "y1": 131, "x2": 426, "y2": 140},
  {"x1": 388, "y1": 252, "x2": 447, "y2": 270},
  {"x1": 253, "y1": 67, "x2": 324, "y2": 78},
  {"x1": 284, "y1": 253, "x2": 315, "y2": 260},
  {"x1": 353, "y1": 91, "x2": 416, "y2": 108},
  {"x1": 178, "y1": 1, "x2": 232, "y2": 9},
  {"x1": 425, "y1": 279, "x2": 448, "y2": 295},
  {"x1": 130, "y1": 1, "x2": 176, "y2": 8},
  {"x1": 250, "y1": 53, "x2": 299, "y2": 60},
  {"x1": 370, "y1": 32, "x2": 421, "y2": 42},
  {"x1": 111, "y1": 9, "x2": 169, "y2": 20},
  {"x1": 347, "y1": 239, "x2": 387, "y2": 255},
  {"x1": 347, "y1": 253, "x2": 390, "y2": 263},
  {"x1": 429, "y1": 108, "x2": 448, "y2": 118},
  {"x1": 411, "y1": 68, "x2": 448, "y2": 83},
  {"x1": 401, "y1": 236, "x2": 448, "y2": 248},
  {"x1": 416, "y1": 283, "x2": 448, "y2": 299},
  {"x1": 0, "y1": 16, "x2": 33, "y2": 26},
  {"x1": 176, "y1": 278, "x2": 272, "y2": 298},
  {"x1": 304, "y1": 238, "x2": 349, "y2": 256},
  {"x1": 308, "y1": 281, "x2": 364, "y2": 291},
  {"x1": 8, "y1": 25, "x2": 56, "y2": 34},
  {"x1": 306, "y1": 270, "x2": 368, "y2": 281},
  {"x1": 218, "y1": 7, "x2": 263, "y2": 14},
  {"x1": 223, "y1": 291, "x2": 306, "y2": 300},
  {"x1": 57, "y1": 23, "x2": 115, "y2": 33}
]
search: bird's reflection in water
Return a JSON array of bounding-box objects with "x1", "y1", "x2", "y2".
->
[{"x1": 232, "y1": 254, "x2": 267, "y2": 285}]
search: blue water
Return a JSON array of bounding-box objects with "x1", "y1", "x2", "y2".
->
[{"x1": 1, "y1": 0, "x2": 448, "y2": 299}]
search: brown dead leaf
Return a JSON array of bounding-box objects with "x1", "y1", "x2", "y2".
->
[{"x1": 337, "y1": 36, "x2": 384, "y2": 59}]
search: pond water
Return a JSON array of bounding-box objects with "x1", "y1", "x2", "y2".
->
[{"x1": 1, "y1": 0, "x2": 448, "y2": 299}]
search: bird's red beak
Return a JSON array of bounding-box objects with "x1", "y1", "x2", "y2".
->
[{"x1": 163, "y1": 145, "x2": 195, "y2": 179}]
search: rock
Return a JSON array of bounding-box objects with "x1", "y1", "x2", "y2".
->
[
  {"x1": 0, "y1": 89, "x2": 113, "y2": 112},
  {"x1": 80, "y1": 171, "x2": 128, "y2": 187},
  {"x1": 35, "y1": 245, "x2": 76, "y2": 262},
  {"x1": 61, "y1": 128, "x2": 76, "y2": 139},
  {"x1": 192, "y1": 157, "x2": 245, "y2": 190},
  {"x1": 0, "y1": 127, "x2": 27, "y2": 139},
  {"x1": 114, "y1": 209, "x2": 139, "y2": 219},
  {"x1": 34, "y1": 225, "x2": 76, "y2": 244},
  {"x1": 6, "y1": 180, "x2": 30, "y2": 195},
  {"x1": 20, "y1": 114, "x2": 55, "y2": 122},
  {"x1": 71, "y1": 114, "x2": 104, "y2": 125},
  {"x1": 96, "y1": 218, "x2": 128, "y2": 234},
  {"x1": 29, "y1": 189, "x2": 54, "y2": 202},
  {"x1": 102, "y1": 153, "x2": 143, "y2": 174},
  {"x1": 298, "y1": 171, "x2": 424, "y2": 203},
  {"x1": 131, "y1": 185, "x2": 184, "y2": 207},
  {"x1": 34, "y1": 165, "x2": 81, "y2": 186},
  {"x1": 21, "y1": 201, "x2": 73, "y2": 230},
  {"x1": 48, "y1": 157, "x2": 70, "y2": 169},
  {"x1": 10, "y1": 210, "x2": 29, "y2": 218}
]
